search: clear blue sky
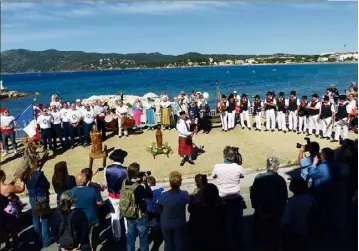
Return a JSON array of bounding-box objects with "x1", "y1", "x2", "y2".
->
[{"x1": 1, "y1": 1, "x2": 358, "y2": 55}]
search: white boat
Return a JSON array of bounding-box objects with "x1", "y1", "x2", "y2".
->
[{"x1": 0, "y1": 80, "x2": 6, "y2": 91}]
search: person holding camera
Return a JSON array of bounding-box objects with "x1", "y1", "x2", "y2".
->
[{"x1": 120, "y1": 163, "x2": 153, "y2": 251}]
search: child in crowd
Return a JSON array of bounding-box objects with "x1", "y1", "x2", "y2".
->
[{"x1": 146, "y1": 176, "x2": 164, "y2": 251}]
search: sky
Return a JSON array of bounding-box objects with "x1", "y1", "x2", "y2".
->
[{"x1": 1, "y1": 1, "x2": 358, "y2": 55}]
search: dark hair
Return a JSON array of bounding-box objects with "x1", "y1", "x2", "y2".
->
[
  {"x1": 309, "y1": 142, "x2": 320, "y2": 154},
  {"x1": 321, "y1": 147, "x2": 335, "y2": 161},
  {"x1": 194, "y1": 174, "x2": 202, "y2": 189},
  {"x1": 223, "y1": 146, "x2": 243, "y2": 165},
  {"x1": 147, "y1": 176, "x2": 156, "y2": 186},
  {"x1": 58, "y1": 198, "x2": 72, "y2": 212},
  {"x1": 81, "y1": 168, "x2": 93, "y2": 181},
  {"x1": 289, "y1": 178, "x2": 309, "y2": 195},
  {"x1": 128, "y1": 162, "x2": 140, "y2": 180},
  {"x1": 0, "y1": 170, "x2": 5, "y2": 182},
  {"x1": 202, "y1": 183, "x2": 220, "y2": 206},
  {"x1": 52, "y1": 161, "x2": 69, "y2": 190}
]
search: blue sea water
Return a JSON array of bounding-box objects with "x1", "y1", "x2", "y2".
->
[{"x1": 2, "y1": 63, "x2": 358, "y2": 116}]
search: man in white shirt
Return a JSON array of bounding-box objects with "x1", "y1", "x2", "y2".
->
[
  {"x1": 115, "y1": 101, "x2": 129, "y2": 138},
  {"x1": 60, "y1": 102, "x2": 71, "y2": 148},
  {"x1": 68, "y1": 103, "x2": 83, "y2": 149},
  {"x1": 239, "y1": 94, "x2": 252, "y2": 130},
  {"x1": 178, "y1": 91, "x2": 189, "y2": 112},
  {"x1": 264, "y1": 91, "x2": 277, "y2": 132},
  {"x1": 176, "y1": 111, "x2": 195, "y2": 166},
  {"x1": 318, "y1": 96, "x2": 335, "y2": 140},
  {"x1": 333, "y1": 95, "x2": 352, "y2": 143},
  {"x1": 94, "y1": 100, "x2": 107, "y2": 141},
  {"x1": 307, "y1": 93, "x2": 321, "y2": 137},
  {"x1": 37, "y1": 107, "x2": 54, "y2": 151},
  {"x1": 286, "y1": 91, "x2": 300, "y2": 133},
  {"x1": 0, "y1": 108, "x2": 17, "y2": 156},
  {"x1": 82, "y1": 104, "x2": 96, "y2": 146},
  {"x1": 51, "y1": 105, "x2": 64, "y2": 149}
]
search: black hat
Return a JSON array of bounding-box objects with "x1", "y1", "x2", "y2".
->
[
  {"x1": 179, "y1": 111, "x2": 186, "y2": 116},
  {"x1": 324, "y1": 95, "x2": 329, "y2": 101},
  {"x1": 241, "y1": 93, "x2": 247, "y2": 98},
  {"x1": 254, "y1": 95, "x2": 260, "y2": 99},
  {"x1": 290, "y1": 91, "x2": 296, "y2": 96},
  {"x1": 339, "y1": 94, "x2": 347, "y2": 100},
  {"x1": 221, "y1": 94, "x2": 226, "y2": 99},
  {"x1": 302, "y1": 95, "x2": 307, "y2": 100},
  {"x1": 266, "y1": 91, "x2": 273, "y2": 96},
  {"x1": 109, "y1": 149, "x2": 128, "y2": 162},
  {"x1": 312, "y1": 93, "x2": 319, "y2": 98},
  {"x1": 279, "y1": 92, "x2": 285, "y2": 97}
]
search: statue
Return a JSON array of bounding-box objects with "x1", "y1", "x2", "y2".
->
[
  {"x1": 90, "y1": 125, "x2": 103, "y2": 155},
  {"x1": 156, "y1": 125, "x2": 163, "y2": 151}
]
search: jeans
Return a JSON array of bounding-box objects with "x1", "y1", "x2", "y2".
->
[
  {"x1": 83, "y1": 122, "x2": 94, "y2": 145},
  {"x1": 62, "y1": 122, "x2": 71, "y2": 147},
  {"x1": 69, "y1": 125, "x2": 83, "y2": 147},
  {"x1": 127, "y1": 215, "x2": 149, "y2": 251},
  {"x1": 1, "y1": 132, "x2": 17, "y2": 152},
  {"x1": 52, "y1": 124, "x2": 64, "y2": 148},
  {"x1": 162, "y1": 225, "x2": 187, "y2": 251},
  {"x1": 40, "y1": 128, "x2": 52, "y2": 150},
  {"x1": 29, "y1": 197, "x2": 52, "y2": 248},
  {"x1": 96, "y1": 119, "x2": 106, "y2": 140}
]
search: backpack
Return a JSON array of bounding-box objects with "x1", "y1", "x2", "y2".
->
[
  {"x1": 58, "y1": 210, "x2": 78, "y2": 250},
  {"x1": 119, "y1": 179, "x2": 140, "y2": 219}
]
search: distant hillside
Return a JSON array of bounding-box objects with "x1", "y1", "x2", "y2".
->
[{"x1": 1, "y1": 49, "x2": 261, "y2": 73}]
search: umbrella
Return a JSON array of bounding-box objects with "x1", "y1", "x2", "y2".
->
[{"x1": 143, "y1": 92, "x2": 158, "y2": 99}]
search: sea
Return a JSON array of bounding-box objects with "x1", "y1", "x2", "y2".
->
[{"x1": 2, "y1": 63, "x2": 358, "y2": 116}]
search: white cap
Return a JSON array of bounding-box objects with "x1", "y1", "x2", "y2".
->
[
  {"x1": 233, "y1": 91, "x2": 237, "y2": 94},
  {"x1": 76, "y1": 99, "x2": 81, "y2": 102}
]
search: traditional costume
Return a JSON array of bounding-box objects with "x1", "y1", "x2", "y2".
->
[
  {"x1": 319, "y1": 96, "x2": 335, "y2": 139},
  {"x1": 333, "y1": 95, "x2": 352, "y2": 142},
  {"x1": 239, "y1": 94, "x2": 251, "y2": 130},
  {"x1": 307, "y1": 94, "x2": 321, "y2": 136},
  {"x1": 198, "y1": 99, "x2": 211, "y2": 133},
  {"x1": 287, "y1": 91, "x2": 300, "y2": 132},
  {"x1": 252, "y1": 95, "x2": 263, "y2": 131},
  {"x1": 188, "y1": 102, "x2": 200, "y2": 131},
  {"x1": 264, "y1": 91, "x2": 276, "y2": 131},
  {"x1": 218, "y1": 95, "x2": 228, "y2": 132},
  {"x1": 298, "y1": 96, "x2": 309, "y2": 134},
  {"x1": 145, "y1": 99, "x2": 156, "y2": 129},
  {"x1": 178, "y1": 92, "x2": 189, "y2": 112},
  {"x1": 176, "y1": 111, "x2": 194, "y2": 166},
  {"x1": 276, "y1": 92, "x2": 287, "y2": 132},
  {"x1": 94, "y1": 102, "x2": 107, "y2": 140},
  {"x1": 115, "y1": 104, "x2": 129, "y2": 137},
  {"x1": 82, "y1": 105, "x2": 96, "y2": 145},
  {"x1": 160, "y1": 97, "x2": 172, "y2": 129},
  {"x1": 60, "y1": 104, "x2": 71, "y2": 147},
  {"x1": 68, "y1": 106, "x2": 83, "y2": 148},
  {"x1": 227, "y1": 95, "x2": 236, "y2": 130},
  {"x1": 132, "y1": 100, "x2": 143, "y2": 129},
  {"x1": 0, "y1": 108, "x2": 17, "y2": 156},
  {"x1": 233, "y1": 91, "x2": 241, "y2": 123}
]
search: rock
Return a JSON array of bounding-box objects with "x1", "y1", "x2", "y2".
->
[{"x1": 0, "y1": 90, "x2": 30, "y2": 100}]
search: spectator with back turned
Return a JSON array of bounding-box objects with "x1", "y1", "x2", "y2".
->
[{"x1": 52, "y1": 161, "x2": 76, "y2": 203}]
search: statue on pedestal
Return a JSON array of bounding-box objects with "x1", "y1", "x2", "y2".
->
[
  {"x1": 90, "y1": 125, "x2": 103, "y2": 155},
  {"x1": 156, "y1": 125, "x2": 163, "y2": 151}
]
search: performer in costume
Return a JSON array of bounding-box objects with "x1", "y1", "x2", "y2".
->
[
  {"x1": 227, "y1": 94, "x2": 236, "y2": 130},
  {"x1": 171, "y1": 97, "x2": 181, "y2": 128},
  {"x1": 264, "y1": 91, "x2": 277, "y2": 132},
  {"x1": 94, "y1": 100, "x2": 107, "y2": 140},
  {"x1": 178, "y1": 91, "x2": 189, "y2": 112},
  {"x1": 0, "y1": 108, "x2": 17, "y2": 157},
  {"x1": 198, "y1": 97, "x2": 211, "y2": 134},
  {"x1": 286, "y1": 91, "x2": 300, "y2": 132},
  {"x1": 37, "y1": 107, "x2": 54, "y2": 151},
  {"x1": 145, "y1": 98, "x2": 157, "y2": 130},
  {"x1": 276, "y1": 92, "x2": 287, "y2": 132},
  {"x1": 252, "y1": 95, "x2": 263, "y2": 131},
  {"x1": 160, "y1": 96, "x2": 172, "y2": 130},
  {"x1": 176, "y1": 111, "x2": 195, "y2": 166},
  {"x1": 318, "y1": 96, "x2": 335, "y2": 140},
  {"x1": 333, "y1": 95, "x2": 352, "y2": 143},
  {"x1": 218, "y1": 95, "x2": 228, "y2": 132},
  {"x1": 82, "y1": 104, "x2": 96, "y2": 146},
  {"x1": 132, "y1": 98, "x2": 143, "y2": 131},
  {"x1": 115, "y1": 101, "x2": 129, "y2": 138},
  {"x1": 307, "y1": 93, "x2": 321, "y2": 137},
  {"x1": 188, "y1": 100, "x2": 200, "y2": 133},
  {"x1": 233, "y1": 91, "x2": 241, "y2": 123},
  {"x1": 297, "y1": 96, "x2": 309, "y2": 134},
  {"x1": 68, "y1": 103, "x2": 83, "y2": 149},
  {"x1": 239, "y1": 94, "x2": 252, "y2": 130},
  {"x1": 50, "y1": 105, "x2": 64, "y2": 149}
]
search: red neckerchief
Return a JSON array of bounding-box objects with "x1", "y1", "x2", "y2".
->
[
  {"x1": 278, "y1": 98, "x2": 284, "y2": 103},
  {"x1": 242, "y1": 99, "x2": 247, "y2": 104},
  {"x1": 266, "y1": 97, "x2": 272, "y2": 103}
]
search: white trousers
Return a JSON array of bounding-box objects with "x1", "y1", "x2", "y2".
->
[
  {"x1": 220, "y1": 112, "x2": 228, "y2": 131},
  {"x1": 334, "y1": 120, "x2": 349, "y2": 141},
  {"x1": 240, "y1": 110, "x2": 251, "y2": 128},
  {"x1": 277, "y1": 111, "x2": 287, "y2": 131},
  {"x1": 118, "y1": 118, "x2": 128, "y2": 136},
  {"x1": 109, "y1": 197, "x2": 123, "y2": 240},
  {"x1": 308, "y1": 115, "x2": 319, "y2": 135},
  {"x1": 227, "y1": 111, "x2": 236, "y2": 129},
  {"x1": 288, "y1": 111, "x2": 298, "y2": 131},
  {"x1": 265, "y1": 109, "x2": 276, "y2": 130},
  {"x1": 321, "y1": 117, "x2": 333, "y2": 138},
  {"x1": 298, "y1": 116, "x2": 307, "y2": 133},
  {"x1": 255, "y1": 115, "x2": 261, "y2": 130}
]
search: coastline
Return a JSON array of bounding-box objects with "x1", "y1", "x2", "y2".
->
[{"x1": 2, "y1": 61, "x2": 357, "y2": 76}]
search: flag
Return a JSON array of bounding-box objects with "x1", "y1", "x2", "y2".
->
[{"x1": 16, "y1": 104, "x2": 37, "y2": 138}]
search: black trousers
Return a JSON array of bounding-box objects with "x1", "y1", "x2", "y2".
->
[
  {"x1": 52, "y1": 124, "x2": 64, "y2": 148},
  {"x1": 41, "y1": 128, "x2": 52, "y2": 150},
  {"x1": 96, "y1": 120, "x2": 106, "y2": 140}
]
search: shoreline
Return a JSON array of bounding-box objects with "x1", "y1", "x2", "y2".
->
[{"x1": 2, "y1": 61, "x2": 357, "y2": 76}]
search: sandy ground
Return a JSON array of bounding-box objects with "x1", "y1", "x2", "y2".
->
[{"x1": 1, "y1": 125, "x2": 357, "y2": 194}]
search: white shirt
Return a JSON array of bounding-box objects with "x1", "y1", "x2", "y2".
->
[
  {"x1": 60, "y1": 108, "x2": 69, "y2": 122},
  {"x1": 178, "y1": 96, "x2": 189, "y2": 111},
  {"x1": 76, "y1": 105, "x2": 85, "y2": 114},
  {"x1": 212, "y1": 163, "x2": 244, "y2": 198},
  {"x1": 307, "y1": 101, "x2": 321, "y2": 110},
  {"x1": 0, "y1": 115, "x2": 16, "y2": 129},
  {"x1": 349, "y1": 100, "x2": 356, "y2": 111},
  {"x1": 51, "y1": 111, "x2": 62, "y2": 125},
  {"x1": 94, "y1": 105, "x2": 106, "y2": 118},
  {"x1": 285, "y1": 98, "x2": 300, "y2": 107},
  {"x1": 176, "y1": 119, "x2": 192, "y2": 138},
  {"x1": 82, "y1": 109, "x2": 96, "y2": 124},
  {"x1": 68, "y1": 109, "x2": 81, "y2": 124},
  {"x1": 37, "y1": 114, "x2": 53, "y2": 129},
  {"x1": 116, "y1": 106, "x2": 128, "y2": 118},
  {"x1": 50, "y1": 101, "x2": 61, "y2": 109}
]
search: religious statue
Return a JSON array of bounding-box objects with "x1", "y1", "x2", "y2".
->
[
  {"x1": 90, "y1": 125, "x2": 103, "y2": 155},
  {"x1": 156, "y1": 125, "x2": 163, "y2": 151}
]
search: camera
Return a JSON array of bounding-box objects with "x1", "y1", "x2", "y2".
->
[
  {"x1": 232, "y1": 147, "x2": 243, "y2": 165},
  {"x1": 296, "y1": 137, "x2": 311, "y2": 151},
  {"x1": 138, "y1": 171, "x2": 152, "y2": 182}
]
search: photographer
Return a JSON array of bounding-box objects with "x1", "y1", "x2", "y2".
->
[
  {"x1": 297, "y1": 138, "x2": 320, "y2": 172},
  {"x1": 120, "y1": 163, "x2": 153, "y2": 251}
]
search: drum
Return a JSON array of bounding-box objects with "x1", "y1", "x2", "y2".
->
[
  {"x1": 104, "y1": 114, "x2": 113, "y2": 123},
  {"x1": 123, "y1": 118, "x2": 136, "y2": 128},
  {"x1": 105, "y1": 115, "x2": 118, "y2": 131}
]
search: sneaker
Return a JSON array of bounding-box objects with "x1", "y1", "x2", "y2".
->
[
  {"x1": 248, "y1": 128, "x2": 252, "y2": 130},
  {"x1": 271, "y1": 129, "x2": 275, "y2": 132},
  {"x1": 180, "y1": 160, "x2": 185, "y2": 166},
  {"x1": 13, "y1": 150, "x2": 17, "y2": 156},
  {"x1": 2, "y1": 151, "x2": 8, "y2": 157}
]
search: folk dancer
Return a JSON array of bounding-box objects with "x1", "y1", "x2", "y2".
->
[
  {"x1": 60, "y1": 102, "x2": 71, "y2": 148},
  {"x1": 104, "y1": 149, "x2": 128, "y2": 241},
  {"x1": 287, "y1": 91, "x2": 300, "y2": 132},
  {"x1": 264, "y1": 91, "x2": 276, "y2": 132},
  {"x1": 218, "y1": 95, "x2": 228, "y2": 132},
  {"x1": 190, "y1": 90, "x2": 198, "y2": 103},
  {"x1": 37, "y1": 107, "x2": 54, "y2": 151},
  {"x1": 132, "y1": 98, "x2": 143, "y2": 131},
  {"x1": 227, "y1": 94, "x2": 236, "y2": 130},
  {"x1": 239, "y1": 94, "x2": 252, "y2": 130},
  {"x1": 82, "y1": 104, "x2": 96, "y2": 146},
  {"x1": 253, "y1": 95, "x2": 263, "y2": 131},
  {"x1": 318, "y1": 96, "x2": 335, "y2": 140},
  {"x1": 171, "y1": 97, "x2": 181, "y2": 127},
  {"x1": 68, "y1": 103, "x2": 83, "y2": 149},
  {"x1": 233, "y1": 91, "x2": 241, "y2": 122},
  {"x1": 145, "y1": 98, "x2": 157, "y2": 130},
  {"x1": 329, "y1": 84, "x2": 340, "y2": 104},
  {"x1": 348, "y1": 93, "x2": 358, "y2": 130},
  {"x1": 307, "y1": 93, "x2": 321, "y2": 137},
  {"x1": 188, "y1": 100, "x2": 200, "y2": 133},
  {"x1": 94, "y1": 100, "x2": 107, "y2": 140},
  {"x1": 176, "y1": 111, "x2": 195, "y2": 166},
  {"x1": 297, "y1": 96, "x2": 309, "y2": 134},
  {"x1": 51, "y1": 105, "x2": 64, "y2": 149},
  {"x1": 333, "y1": 95, "x2": 352, "y2": 143},
  {"x1": 160, "y1": 96, "x2": 172, "y2": 130},
  {"x1": 198, "y1": 97, "x2": 211, "y2": 134},
  {"x1": 178, "y1": 91, "x2": 190, "y2": 112},
  {"x1": 276, "y1": 92, "x2": 287, "y2": 133},
  {"x1": 115, "y1": 101, "x2": 129, "y2": 138},
  {"x1": 0, "y1": 108, "x2": 17, "y2": 156}
]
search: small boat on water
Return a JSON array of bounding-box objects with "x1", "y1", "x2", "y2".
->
[{"x1": 0, "y1": 80, "x2": 6, "y2": 91}]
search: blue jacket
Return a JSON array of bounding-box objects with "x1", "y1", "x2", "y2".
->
[
  {"x1": 307, "y1": 160, "x2": 331, "y2": 188},
  {"x1": 105, "y1": 164, "x2": 127, "y2": 194},
  {"x1": 25, "y1": 171, "x2": 50, "y2": 198}
]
